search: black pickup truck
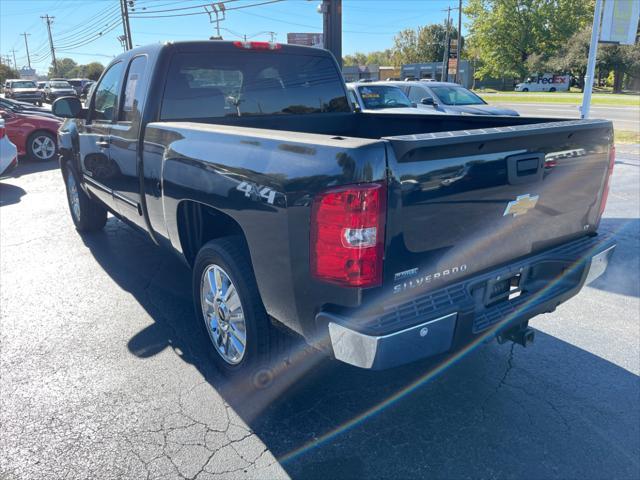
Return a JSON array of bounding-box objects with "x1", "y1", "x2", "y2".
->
[{"x1": 54, "y1": 41, "x2": 615, "y2": 377}]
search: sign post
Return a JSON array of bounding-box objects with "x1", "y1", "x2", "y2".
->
[{"x1": 581, "y1": 0, "x2": 604, "y2": 119}]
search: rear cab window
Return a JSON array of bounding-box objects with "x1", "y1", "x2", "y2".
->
[{"x1": 160, "y1": 49, "x2": 350, "y2": 120}]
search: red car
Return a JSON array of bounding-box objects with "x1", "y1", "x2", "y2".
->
[{"x1": 0, "y1": 109, "x2": 61, "y2": 162}]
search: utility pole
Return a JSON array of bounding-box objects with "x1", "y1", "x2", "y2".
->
[
  {"x1": 320, "y1": 0, "x2": 342, "y2": 67},
  {"x1": 119, "y1": 0, "x2": 133, "y2": 50},
  {"x1": 455, "y1": 0, "x2": 462, "y2": 84},
  {"x1": 41, "y1": 15, "x2": 57, "y2": 76},
  {"x1": 441, "y1": 6, "x2": 451, "y2": 82},
  {"x1": 21, "y1": 33, "x2": 32, "y2": 69},
  {"x1": 11, "y1": 49, "x2": 18, "y2": 70},
  {"x1": 204, "y1": 3, "x2": 226, "y2": 40}
]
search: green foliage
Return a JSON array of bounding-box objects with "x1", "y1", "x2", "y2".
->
[
  {"x1": 393, "y1": 24, "x2": 460, "y2": 65},
  {"x1": 464, "y1": 0, "x2": 593, "y2": 79},
  {"x1": 344, "y1": 50, "x2": 395, "y2": 67},
  {"x1": 47, "y1": 58, "x2": 105, "y2": 80},
  {"x1": 48, "y1": 58, "x2": 78, "y2": 78},
  {"x1": 0, "y1": 62, "x2": 20, "y2": 85}
]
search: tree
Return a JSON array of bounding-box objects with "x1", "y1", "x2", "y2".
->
[
  {"x1": 392, "y1": 24, "x2": 461, "y2": 66},
  {"x1": 48, "y1": 58, "x2": 78, "y2": 78},
  {"x1": 0, "y1": 62, "x2": 20, "y2": 84},
  {"x1": 84, "y1": 62, "x2": 104, "y2": 80},
  {"x1": 464, "y1": 0, "x2": 593, "y2": 79}
]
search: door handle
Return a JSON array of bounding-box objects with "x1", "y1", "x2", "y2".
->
[{"x1": 96, "y1": 139, "x2": 110, "y2": 148}]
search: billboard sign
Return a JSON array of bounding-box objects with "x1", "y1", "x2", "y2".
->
[
  {"x1": 600, "y1": 0, "x2": 640, "y2": 45},
  {"x1": 287, "y1": 33, "x2": 324, "y2": 48}
]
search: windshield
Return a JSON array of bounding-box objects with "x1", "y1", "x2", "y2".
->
[
  {"x1": 11, "y1": 81, "x2": 36, "y2": 89},
  {"x1": 67, "y1": 80, "x2": 82, "y2": 87},
  {"x1": 357, "y1": 85, "x2": 412, "y2": 109},
  {"x1": 430, "y1": 86, "x2": 486, "y2": 106},
  {"x1": 51, "y1": 81, "x2": 72, "y2": 88}
]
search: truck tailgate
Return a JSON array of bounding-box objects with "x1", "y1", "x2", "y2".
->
[{"x1": 383, "y1": 119, "x2": 613, "y2": 291}]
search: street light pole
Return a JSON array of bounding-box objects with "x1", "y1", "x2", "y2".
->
[
  {"x1": 581, "y1": 0, "x2": 604, "y2": 119},
  {"x1": 441, "y1": 6, "x2": 451, "y2": 82}
]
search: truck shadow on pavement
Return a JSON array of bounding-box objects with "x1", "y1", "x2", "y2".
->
[{"x1": 81, "y1": 216, "x2": 640, "y2": 480}]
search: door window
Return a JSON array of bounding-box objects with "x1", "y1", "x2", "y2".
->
[
  {"x1": 407, "y1": 86, "x2": 432, "y2": 103},
  {"x1": 120, "y1": 56, "x2": 148, "y2": 123},
  {"x1": 92, "y1": 62, "x2": 124, "y2": 122}
]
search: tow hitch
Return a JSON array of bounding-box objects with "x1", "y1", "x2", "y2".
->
[{"x1": 497, "y1": 324, "x2": 535, "y2": 348}]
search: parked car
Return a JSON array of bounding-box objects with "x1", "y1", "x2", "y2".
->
[
  {"x1": 0, "y1": 118, "x2": 19, "y2": 177},
  {"x1": 67, "y1": 78, "x2": 93, "y2": 96},
  {"x1": 390, "y1": 81, "x2": 520, "y2": 116},
  {"x1": 0, "y1": 97, "x2": 59, "y2": 118},
  {"x1": 80, "y1": 81, "x2": 95, "y2": 100},
  {"x1": 0, "y1": 109, "x2": 61, "y2": 161},
  {"x1": 3, "y1": 79, "x2": 43, "y2": 106},
  {"x1": 43, "y1": 80, "x2": 77, "y2": 103},
  {"x1": 347, "y1": 82, "x2": 441, "y2": 114},
  {"x1": 54, "y1": 41, "x2": 615, "y2": 378}
]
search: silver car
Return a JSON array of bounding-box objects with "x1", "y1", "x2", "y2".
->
[
  {"x1": 389, "y1": 81, "x2": 520, "y2": 116},
  {"x1": 347, "y1": 82, "x2": 441, "y2": 115}
]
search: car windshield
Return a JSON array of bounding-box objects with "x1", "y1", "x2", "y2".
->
[
  {"x1": 51, "y1": 81, "x2": 72, "y2": 88},
  {"x1": 430, "y1": 86, "x2": 486, "y2": 106},
  {"x1": 67, "y1": 80, "x2": 82, "y2": 87},
  {"x1": 356, "y1": 85, "x2": 412, "y2": 109},
  {"x1": 11, "y1": 81, "x2": 36, "y2": 88}
]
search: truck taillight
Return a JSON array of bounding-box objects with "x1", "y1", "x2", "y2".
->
[
  {"x1": 599, "y1": 145, "x2": 615, "y2": 217},
  {"x1": 233, "y1": 41, "x2": 281, "y2": 50},
  {"x1": 310, "y1": 182, "x2": 386, "y2": 288}
]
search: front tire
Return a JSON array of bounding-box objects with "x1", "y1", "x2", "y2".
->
[
  {"x1": 193, "y1": 238, "x2": 273, "y2": 382},
  {"x1": 27, "y1": 131, "x2": 57, "y2": 162},
  {"x1": 549, "y1": 87, "x2": 556, "y2": 92},
  {"x1": 63, "y1": 162, "x2": 107, "y2": 232},
  {"x1": 521, "y1": 87, "x2": 529, "y2": 92}
]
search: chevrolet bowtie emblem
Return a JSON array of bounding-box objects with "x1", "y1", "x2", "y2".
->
[{"x1": 503, "y1": 194, "x2": 539, "y2": 217}]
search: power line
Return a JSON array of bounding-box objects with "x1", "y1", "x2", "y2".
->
[{"x1": 130, "y1": 0, "x2": 285, "y2": 19}]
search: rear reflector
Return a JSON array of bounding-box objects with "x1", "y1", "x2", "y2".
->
[
  {"x1": 233, "y1": 41, "x2": 281, "y2": 50},
  {"x1": 599, "y1": 145, "x2": 615, "y2": 217},
  {"x1": 310, "y1": 182, "x2": 386, "y2": 288}
]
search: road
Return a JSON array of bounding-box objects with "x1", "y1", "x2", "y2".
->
[
  {"x1": 488, "y1": 101, "x2": 640, "y2": 133},
  {"x1": 1, "y1": 147, "x2": 639, "y2": 480}
]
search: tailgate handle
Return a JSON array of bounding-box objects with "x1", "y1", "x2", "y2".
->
[{"x1": 507, "y1": 153, "x2": 544, "y2": 185}]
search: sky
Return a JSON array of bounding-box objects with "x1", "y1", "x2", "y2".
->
[{"x1": 0, "y1": 0, "x2": 463, "y2": 75}]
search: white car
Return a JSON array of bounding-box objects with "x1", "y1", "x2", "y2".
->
[
  {"x1": 347, "y1": 82, "x2": 441, "y2": 114},
  {"x1": 0, "y1": 119, "x2": 19, "y2": 177}
]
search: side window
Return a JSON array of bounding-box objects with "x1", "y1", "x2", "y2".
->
[
  {"x1": 92, "y1": 62, "x2": 124, "y2": 122},
  {"x1": 120, "y1": 56, "x2": 148, "y2": 123},
  {"x1": 407, "y1": 86, "x2": 430, "y2": 103}
]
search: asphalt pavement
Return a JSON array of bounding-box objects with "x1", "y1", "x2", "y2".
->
[
  {"x1": 1, "y1": 146, "x2": 639, "y2": 480},
  {"x1": 489, "y1": 102, "x2": 640, "y2": 133}
]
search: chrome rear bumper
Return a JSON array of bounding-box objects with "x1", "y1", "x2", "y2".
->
[{"x1": 322, "y1": 237, "x2": 615, "y2": 369}]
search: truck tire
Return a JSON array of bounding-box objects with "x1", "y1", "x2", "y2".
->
[
  {"x1": 193, "y1": 237, "x2": 274, "y2": 382},
  {"x1": 549, "y1": 87, "x2": 556, "y2": 92},
  {"x1": 27, "y1": 131, "x2": 57, "y2": 162},
  {"x1": 63, "y1": 162, "x2": 107, "y2": 232},
  {"x1": 521, "y1": 87, "x2": 529, "y2": 92}
]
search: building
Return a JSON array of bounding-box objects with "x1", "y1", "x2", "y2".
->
[
  {"x1": 18, "y1": 67, "x2": 37, "y2": 81},
  {"x1": 401, "y1": 61, "x2": 473, "y2": 88},
  {"x1": 342, "y1": 65, "x2": 401, "y2": 83}
]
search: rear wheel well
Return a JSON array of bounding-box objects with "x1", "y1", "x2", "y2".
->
[{"x1": 177, "y1": 201, "x2": 246, "y2": 267}]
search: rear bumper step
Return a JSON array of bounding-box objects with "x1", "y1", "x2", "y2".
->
[{"x1": 319, "y1": 235, "x2": 615, "y2": 369}]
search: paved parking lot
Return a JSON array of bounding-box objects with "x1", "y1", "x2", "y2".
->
[{"x1": 1, "y1": 146, "x2": 639, "y2": 480}]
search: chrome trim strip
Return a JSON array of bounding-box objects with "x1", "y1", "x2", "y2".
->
[{"x1": 328, "y1": 312, "x2": 457, "y2": 369}]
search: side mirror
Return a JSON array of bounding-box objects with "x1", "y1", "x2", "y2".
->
[
  {"x1": 52, "y1": 96, "x2": 85, "y2": 119},
  {"x1": 421, "y1": 97, "x2": 436, "y2": 106},
  {"x1": 352, "y1": 103, "x2": 362, "y2": 113}
]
